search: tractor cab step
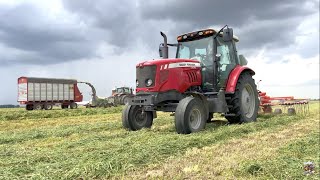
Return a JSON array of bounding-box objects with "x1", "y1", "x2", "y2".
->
[{"x1": 204, "y1": 92, "x2": 218, "y2": 96}]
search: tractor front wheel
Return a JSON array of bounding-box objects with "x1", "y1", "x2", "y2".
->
[
  {"x1": 175, "y1": 96, "x2": 206, "y2": 134},
  {"x1": 122, "y1": 105, "x2": 153, "y2": 131},
  {"x1": 226, "y1": 72, "x2": 259, "y2": 123}
]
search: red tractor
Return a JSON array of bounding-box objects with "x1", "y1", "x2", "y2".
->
[{"x1": 122, "y1": 26, "x2": 259, "y2": 134}]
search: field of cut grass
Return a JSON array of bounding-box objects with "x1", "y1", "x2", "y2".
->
[{"x1": 0, "y1": 102, "x2": 319, "y2": 179}]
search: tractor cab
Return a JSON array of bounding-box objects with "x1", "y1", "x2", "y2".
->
[
  {"x1": 175, "y1": 29, "x2": 241, "y2": 92},
  {"x1": 112, "y1": 87, "x2": 133, "y2": 96}
]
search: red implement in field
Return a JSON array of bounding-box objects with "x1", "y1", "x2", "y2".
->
[{"x1": 258, "y1": 90, "x2": 309, "y2": 115}]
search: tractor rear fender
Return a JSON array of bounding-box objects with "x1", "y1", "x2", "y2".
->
[{"x1": 225, "y1": 65, "x2": 255, "y2": 93}]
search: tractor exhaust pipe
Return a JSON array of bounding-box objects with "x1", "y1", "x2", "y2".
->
[{"x1": 159, "y1": 31, "x2": 168, "y2": 59}]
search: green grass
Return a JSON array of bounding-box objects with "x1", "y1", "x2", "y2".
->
[
  {"x1": 239, "y1": 132, "x2": 319, "y2": 179},
  {"x1": 0, "y1": 102, "x2": 319, "y2": 179},
  {"x1": 0, "y1": 106, "x2": 123, "y2": 121}
]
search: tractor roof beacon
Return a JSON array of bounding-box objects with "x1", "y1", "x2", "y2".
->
[{"x1": 122, "y1": 25, "x2": 259, "y2": 134}]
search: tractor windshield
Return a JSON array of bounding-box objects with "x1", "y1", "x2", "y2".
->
[
  {"x1": 116, "y1": 87, "x2": 130, "y2": 94},
  {"x1": 116, "y1": 88, "x2": 124, "y2": 93},
  {"x1": 177, "y1": 35, "x2": 237, "y2": 90},
  {"x1": 176, "y1": 36, "x2": 213, "y2": 66}
]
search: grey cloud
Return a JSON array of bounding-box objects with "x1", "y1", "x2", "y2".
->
[
  {"x1": 63, "y1": 0, "x2": 138, "y2": 48},
  {"x1": 62, "y1": 0, "x2": 318, "y2": 58},
  {"x1": 0, "y1": 3, "x2": 99, "y2": 66},
  {"x1": 139, "y1": 0, "x2": 318, "y2": 52},
  {"x1": 140, "y1": 0, "x2": 315, "y2": 26},
  {"x1": 0, "y1": 0, "x2": 318, "y2": 67},
  {"x1": 236, "y1": 18, "x2": 299, "y2": 51},
  {"x1": 62, "y1": 0, "x2": 196, "y2": 52}
]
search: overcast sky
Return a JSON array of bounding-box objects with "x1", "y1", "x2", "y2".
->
[{"x1": 0, "y1": 0, "x2": 319, "y2": 104}]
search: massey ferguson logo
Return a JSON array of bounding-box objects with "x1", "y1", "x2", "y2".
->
[
  {"x1": 179, "y1": 63, "x2": 196, "y2": 66},
  {"x1": 166, "y1": 62, "x2": 201, "y2": 69}
]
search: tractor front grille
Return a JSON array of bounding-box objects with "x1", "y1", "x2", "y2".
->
[
  {"x1": 136, "y1": 65, "x2": 156, "y2": 88},
  {"x1": 187, "y1": 71, "x2": 198, "y2": 83}
]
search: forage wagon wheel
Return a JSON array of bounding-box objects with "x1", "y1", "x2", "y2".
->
[
  {"x1": 44, "y1": 103, "x2": 53, "y2": 110},
  {"x1": 26, "y1": 104, "x2": 34, "y2": 111},
  {"x1": 175, "y1": 96, "x2": 206, "y2": 134},
  {"x1": 70, "y1": 102, "x2": 78, "y2": 109},
  {"x1": 122, "y1": 104, "x2": 153, "y2": 130},
  {"x1": 226, "y1": 72, "x2": 259, "y2": 124},
  {"x1": 34, "y1": 104, "x2": 43, "y2": 110}
]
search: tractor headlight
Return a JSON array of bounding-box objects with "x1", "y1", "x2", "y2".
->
[
  {"x1": 136, "y1": 80, "x2": 139, "y2": 87},
  {"x1": 145, "y1": 79, "x2": 153, "y2": 87}
]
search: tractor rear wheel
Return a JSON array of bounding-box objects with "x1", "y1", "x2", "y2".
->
[
  {"x1": 175, "y1": 96, "x2": 206, "y2": 134},
  {"x1": 226, "y1": 72, "x2": 259, "y2": 123},
  {"x1": 122, "y1": 95, "x2": 130, "y2": 105},
  {"x1": 122, "y1": 105, "x2": 153, "y2": 130},
  {"x1": 119, "y1": 95, "x2": 125, "y2": 105}
]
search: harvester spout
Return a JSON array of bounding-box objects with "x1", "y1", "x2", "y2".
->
[{"x1": 77, "y1": 81, "x2": 98, "y2": 106}]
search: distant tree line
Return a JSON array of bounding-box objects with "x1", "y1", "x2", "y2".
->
[{"x1": 0, "y1": 104, "x2": 20, "y2": 108}]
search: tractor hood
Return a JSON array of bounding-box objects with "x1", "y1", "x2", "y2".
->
[
  {"x1": 136, "y1": 58, "x2": 200, "y2": 67},
  {"x1": 135, "y1": 58, "x2": 202, "y2": 93}
]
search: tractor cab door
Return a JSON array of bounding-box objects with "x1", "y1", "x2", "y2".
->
[{"x1": 216, "y1": 37, "x2": 237, "y2": 88}]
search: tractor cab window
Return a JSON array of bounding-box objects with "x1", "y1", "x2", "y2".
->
[
  {"x1": 117, "y1": 87, "x2": 130, "y2": 93},
  {"x1": 178, "y1": 46, "x2": 190, "y2": 59},
  {"x1": 176, "y1": 36, "x2": 237, "y2": 90},
  {"x1": 216, "y1": 37, "x2": 237, "y2": 87},
  {"x1": 123, "y1": 88, "x2": 130, "y2": 93},
  {"x1": 177, "y1": 36, "x2": 214, "y2": 91},
  {"x1": 117, "y1": 88, "x2": 124, "y2": 93},
  {"x1": 177, "y1": 36, "x2": 213, "y2": 66}
]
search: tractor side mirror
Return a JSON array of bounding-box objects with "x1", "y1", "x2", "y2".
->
[
  {"x1": 223, "y1": 28, "x2": 233, "y2": 42},
  {"x1": 239, "y1": 54, "x2": 248, "y2": 66}
]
